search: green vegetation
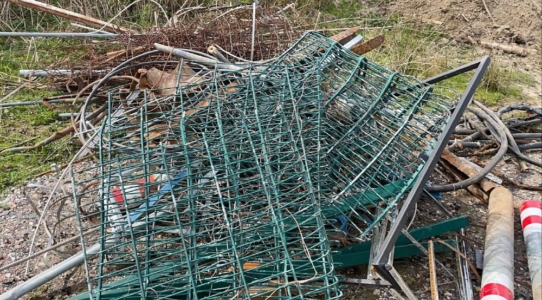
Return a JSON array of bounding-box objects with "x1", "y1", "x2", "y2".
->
[
  {"x1": 0, "y1": 1, "x2": 537, "y2": 193},
  {"x1": 0, "y1": 98, "x2": 76, "y2": 191},
  {"x1": 0, "y1": 39, "x2": 79, "y2": 192}
]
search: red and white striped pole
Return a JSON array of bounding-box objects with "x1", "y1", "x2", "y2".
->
[
  {"x1": 480, "y1": 186, "x2": 514, "y2": 300},
  {"x1": 520, "y1": 200, "x2": 542, "y2": 300}
]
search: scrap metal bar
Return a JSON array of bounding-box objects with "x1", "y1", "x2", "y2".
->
[
  {"x1": 428, "y1": 240, "x2": 439, "y2": 300},
  {"x1": 339, "y1": 278, "x2": 391, "y2": 286},
  {"x1": 423, "y1": 59, "x2": 484, "y2": 85},
  {"x1": 399, "y1": 228, "x2": 455, "y2": 279},
  {"x1": 457, "y1": 231, "x2": 474, "y2": 300},
  {"x1": 154, "y1": 43, "x2": 243, "y2": 71},
  {"x1": 389, "y1": 266, "x2": 417, "y2": 300},
  {"x1": 0, "y1": 243, "x2": 105, "y2": 300},
  {"x1": 343, "y1": 35, "x2": 364, "y2": 49},
  {"x1": 367, "y1": 212, "x2": 387, "y2": 280},
  {"x1": 19, "y1": 69, "x2": 107, "y2": 77},
  {"x1": 329, "y1": 26, "x2": 360, "y2": 44},
  {"x1": 333, "y1": 239, "x2": 457, "y2": 268},
  {"x1": 0, "y1": 99, "x2": 77, "y2": 108},
  {"x1": 350, "y1": 35, "x2": 384, "y2": 55},
  {"x1": 386, "y1": 209, "x2": 417, "y2": 299},
  {"x1": 372, "y1": 56, "x2": 491, "y2": 287},
  {"x1": 336, "y1": 216, "x2": 469, "y2": 256}
]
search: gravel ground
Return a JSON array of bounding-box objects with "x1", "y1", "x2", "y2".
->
[
  {"x1": 0, "y1": 151, "x2": 541, "y2": 299},
  {"x1": 0, "y1": 161, "x2": 96, "y2": 299}
]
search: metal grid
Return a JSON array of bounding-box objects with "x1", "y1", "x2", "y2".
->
[{"x1": 69, "y1": 31, "x2": 460, "y2": 299}]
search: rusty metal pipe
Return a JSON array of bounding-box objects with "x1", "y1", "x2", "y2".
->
[{"x1": 480, "y1": 186, "x2": 514, "y2": 300}]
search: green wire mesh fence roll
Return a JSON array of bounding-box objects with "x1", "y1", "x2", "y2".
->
[{"x1": 70, "y1": 31, "x2": 459, "y2": 299}]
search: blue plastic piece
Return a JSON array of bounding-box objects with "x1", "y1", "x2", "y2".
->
[
  {"x1": 423, "y1": 182, "x2": 442, "y2": 199},
  {"x1": 126, "y1": 169, "x2": 188, "y2": 224},
  {"x1": 336, "y1": 215, "x2": 349, "y2": 232}
]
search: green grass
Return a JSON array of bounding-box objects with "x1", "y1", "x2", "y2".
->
[
  {"x1": 0, "y1": 38, "x2": 82, "y2": 192},
  {"x1": 322, "y1": 1, "x2": 363, "y2": 19},
  {"x1": 0, "y1": 92, "x2": 77, "y2": 191},
  {"x1": 440, "y1": 71, "x2": 523, "y2": 106}
]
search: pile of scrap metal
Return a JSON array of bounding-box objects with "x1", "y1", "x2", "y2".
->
[
  {"x1": 1, "y1": 2, "x2": 541, "y2": 300},
  {"x1": 0, "y1": 26, "x2": 481, "y2": 300}
]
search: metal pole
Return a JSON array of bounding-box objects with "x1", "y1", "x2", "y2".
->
[
  {"x1": 19, "y1": 69, "x2": 108, "y2": 77},
  {"x1": 519, "y1": 200, "x2": 542, "y2": 300},
  {"x1": 372, "y1": 57, "x2": 491, "y2": 286},
  {"x1": 0, "y1": 243, "x2": 104, "y2": 300},
  {"x1": 480, "y1": 186, "x2": 515, "y2": 300},
  {"x1": 154, "y1": 43, "x2": 243, "y2": 71}
]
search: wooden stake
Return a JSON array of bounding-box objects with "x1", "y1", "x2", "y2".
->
[
  {"x1": 329, "y1": 26, "x2": 361, "y2": 44},
  {"x1": 440, "y1": 147, "x2": 498, "y2": 193},
  {"x1": 350, "y1": 35, "x2": 385, "y2": 55},
  {"x1": 7, "y1": 0, "x2": 135, "y2": 34},
  {"x1": 480, "y1": 40, "x2": 537, "y2": 57}
]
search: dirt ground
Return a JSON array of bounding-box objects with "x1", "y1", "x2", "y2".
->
[
  {"x1": 387, "y1": 0, "x2": 542, "y2": 102},
  {"x1": 387, "y1": 0, "x2": 542, "y2": 47}
]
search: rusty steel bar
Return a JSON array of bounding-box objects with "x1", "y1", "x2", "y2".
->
[
  {"x1": 480, "y1": 186, "x2": 514, "y2": 300},
  {"x1": 519, "y1": 200, "x2": 542, "y2": 300},
  {"x1": 428, "y1": 240, "x2": 439, "y2": 300}
]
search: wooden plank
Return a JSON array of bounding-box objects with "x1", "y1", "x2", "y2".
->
[
  {"x1": 7, "y1": 0, "x2": 135, "y2": 34},
  {"x1": 329, "y1": 26, "x2": 361, "y2": 44},
  {"x1": 350, "y1": 35, "x2": 385, "y2": 55},
  {"x1": 441, "y1": 147, "x2": 498, "y2": 193}
]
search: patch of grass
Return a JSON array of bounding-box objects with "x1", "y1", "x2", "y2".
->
[
  {"x1": 440, "y1": 71, "x2": 522, "y2": 106},
  {"x1": 0, "y1": 99, "x2": 76, "y2": 192},
  {"x1": 361, "y1": 21, "x2": 528, "y2": 107},
  {"x1": 365, "y1": 23, "x2": 452, "y2": 78},
  {"x1": 478, "y1": 64, "x2": 523, "y2": 102},
  {"x1": 0, "y1": 37, "x2": 91, "y2": 78},
  {"x1": 321, "y1": 0, "x2": 363, "y2": 19},
  {"x1": 510, "y1": 72, "x2": 536, "y2": 86},
  {"x1": 0, "y1": 38, "x2": 82, "y2": 193}
]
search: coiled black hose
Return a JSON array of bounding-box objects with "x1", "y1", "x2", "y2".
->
[{"x1": 425, "y1": 103, "x2": 509, "y2": 192}]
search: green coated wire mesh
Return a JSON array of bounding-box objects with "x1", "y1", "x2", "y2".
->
[{"x1": 70, "y1": 31, "x2": 459, "y2": 299}]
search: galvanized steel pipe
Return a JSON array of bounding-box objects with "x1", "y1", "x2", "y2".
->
[
  {"x1": 154, "y1": 43, "x2": 243, "y2": 71},
  {"x1": 481, "y1": 186, "x2": 514, "y2": 300},
  {"x1": 0, "y1": 243, "x2": 103, "y2": 300},
  {"x1": 19, "y1": 69, "x2": 107, "y2": 77},
  {"x1": 520, "y1": 200, "x2": 542, "y2": 300}
]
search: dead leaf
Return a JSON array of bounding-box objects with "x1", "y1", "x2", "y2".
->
[{"x1": 142, "y1": 61, "x2": 203, "y2": 95}]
